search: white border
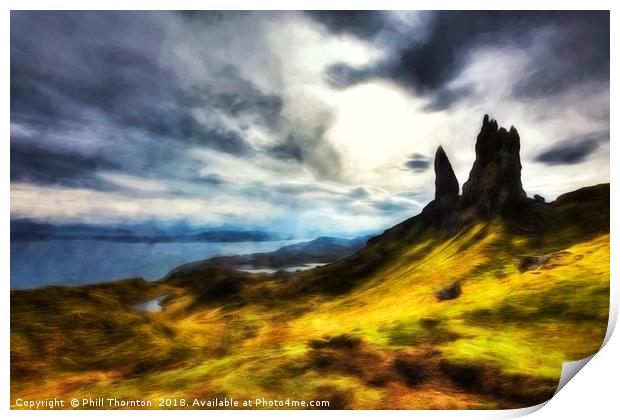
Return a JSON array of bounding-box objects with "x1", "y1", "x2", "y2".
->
[{"x1": 3, "y1": 2, "x2": 616, "y2": 419}]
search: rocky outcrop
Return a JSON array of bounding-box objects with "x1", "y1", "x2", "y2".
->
[
  {"x1": 434, "y1": 146, "x2": 459, "y2": 205},
  {"x1": 421, "y1": 146, "x2": 460, "y2": 224},
  {"x1": 383, "y1": 114, "x2": 530, "y2": 237},
  {"x1": 461, "y1": 115, "x2": 527, "y2": 215},
  {"x1": 421, "y1": 115, "x2": 528, "y2": 222}
]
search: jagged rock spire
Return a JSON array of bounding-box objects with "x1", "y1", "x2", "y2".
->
[
  {"x1": 461, "y1": 114, "x2": 527, "y2": 215},
  {"x1": 434, "y1": 146, "x2": 459, "y2": 204},
  {"x1": 420, "y1": 145, "x2": 459, "y2": 225}
]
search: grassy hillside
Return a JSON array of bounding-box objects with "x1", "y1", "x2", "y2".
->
[{"x1": 10, "y1": 184, "x2": 610, "y2": 409}]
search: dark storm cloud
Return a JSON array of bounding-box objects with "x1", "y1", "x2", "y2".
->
[
  {"x1": 11, "y1": 12, "x2": 167, "y2": 127},
  {"x1": 423, "y1": 85, "x2": 475, "y2": 111},
  {"x1": 268, "y1": 136, "x2": 305, "y2": 162},
  {"x1": 177, "y1": 10, "x2": 245, "y2": 21},
  {"x1": 11, "y1": 12, "x2": 285, "y2": 158},
  {"x1": 209, "y1": 91, "x2": 283, "y2": 128},
  {"x1": 404, "y1": 153, "x2": 431, "y2": 173},
  {"x1": 185, "y1": 66, "x2": 284, "y2": 131},
  {"x1": 11, "y1": 142, "x2": 119, "y2": 189},
  {"x1": 512, "y1": 13, "x2": 610, "y2": 97},
  {"x1": 535, "y1": 132, "x2": 608, "y2": 165},
  {"x1": 305, "y1": 11, "x2": 388, "y2": 39},
  {"x1": 323, "y1": 11, "x2": 609, "y2": 108}
]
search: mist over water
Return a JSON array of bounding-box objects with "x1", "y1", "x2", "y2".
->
[{"x1": 10, "y1": 239, "x2": 304, "y2": 290}]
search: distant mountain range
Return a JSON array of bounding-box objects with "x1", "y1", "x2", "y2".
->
[{"x1": 10, "y1": 220, "x2": 285, "y2": 243}]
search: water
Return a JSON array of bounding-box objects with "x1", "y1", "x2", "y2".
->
[
  {"x1": 10, "y1": 239, "x2": 305, "y2": 290},
  {"x1": 133, "y1": 294, "x2": 168, "y2": 312},
  {"x1": 238, "y1": 262, "x2": 327, "y2": 274}
]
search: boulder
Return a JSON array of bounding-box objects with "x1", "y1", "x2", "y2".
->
[
  {"x1": 434, "y1": 282, "x2": 462, "y2": 300},
  {"x1": 518, "y1": 255, "x2": 551, "y2": 272}
]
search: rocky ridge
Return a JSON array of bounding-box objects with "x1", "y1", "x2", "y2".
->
[{"x1": 423, "y1": 114, "x2": 529, "y2": 222}]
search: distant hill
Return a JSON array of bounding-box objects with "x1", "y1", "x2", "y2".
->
[{"x1": 166, "y1": 235, "x2": 370, "y2": 277}]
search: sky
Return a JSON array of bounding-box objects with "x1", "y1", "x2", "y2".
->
[{"x1": 10, "y1": 11, "x2": 610, "y2": 238}]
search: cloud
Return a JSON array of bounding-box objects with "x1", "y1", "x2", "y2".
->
[
  {"x1": 423, "y1": 85, "x2": 476, "y2": 111},
  {"x1": 185, "y1": 65, "x2": 285, "y2": 131},
  {"x1": 349, "y1": 186, "x2": 370, "y2": 199},
  {"x1": 10, "y1": 12, "x2": 286, "y2": 158},
  {"x1": 10, "y1": 142, "x2": 119, "y2": 189},
  {"x1": 199, "y1": 173, "x2": 226, "y2": 186},
  {"x1": 305, "y1": 11, "x2": 388, "y2": 39},
  {"x1": 11, "y1": 11, "x2": 359, "y2": 186},
  {"x1": 266, "y1": 107, "x2": 344, "y2": 180},
  {"x1": 535, "y1": 132, "x2": 608, "y2": 165},
  {"x1": 512, "y1": 15, "x2": 609, "y2": 98},
  {"x1": 370, "y1": 197, "x2": 418, "y2": 213},
  {"x1": 323, "y1": 63, "x2": 374, "y2": 89},
  {"x1": 404, "y1": 153, "x2": 431, "y2": 172},
  {"x1": 267, "y1": 136, "x2": 304, "y2": 162},
  {"x1": 322, "y1": 11, "x2": 609, "y2": 109}
]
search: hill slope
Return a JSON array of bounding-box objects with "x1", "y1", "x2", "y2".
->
[
  {"x1": 167, "y1": 235, "x2": 369, "y2": 275},
  {"x1": 10, "y1": 116, "x2": 610, "y2": 409}
]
